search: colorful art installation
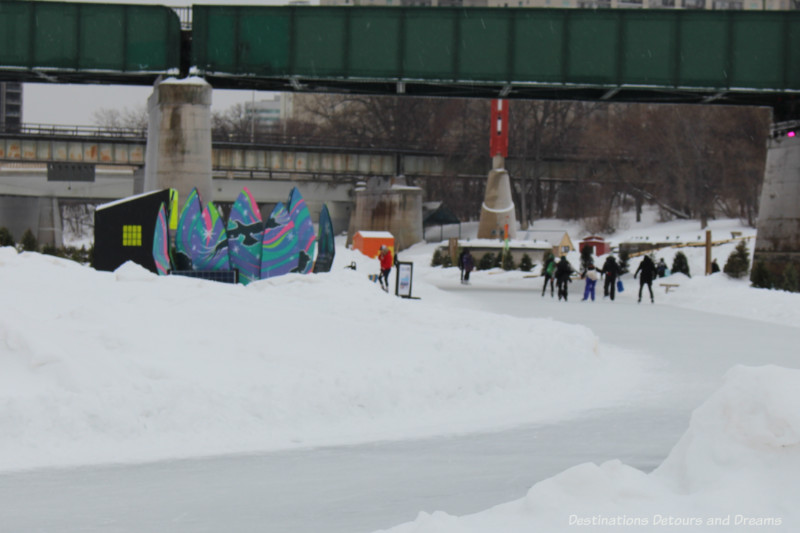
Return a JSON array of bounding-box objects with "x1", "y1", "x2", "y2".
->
[
  {"x1": 193, "y1": 201, "x2": 231, "y2": 272},
  {"x1": 288, "y1": 187, "x2": 317, "y2": 274},
  {"x1": 147, "y1": 186, "x2": 333, "y2": 284},
  {"x1": 313, "y1": 204, "x2": 335, "y2": 273},
  {"x1": 226, "y1": 187, "x2": 264, "y2": 285},
  {"x1": 174, "y1": 188, "x2": 202, "y2": 270},
  {"x1": 152, "y1": 202, "x2": 170, "y2": 276},
  {"x1": 260, "y1": 203, "x2": 298, "y2": 279}
]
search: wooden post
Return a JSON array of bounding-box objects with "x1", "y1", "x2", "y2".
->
[
  {"x1": 449, "y1": 237, "x2": 459, "y2": 265},
  {"x1": 705, "y1": 230, "x2": 712, "y2": 275}
]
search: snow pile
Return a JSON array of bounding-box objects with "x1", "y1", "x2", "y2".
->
[
  {"x1": 0, "y1": 247, "x2": 642, "y2": 472},
  {"x1": 379, "y1": 365, "x2": 800, "y2": 532}
]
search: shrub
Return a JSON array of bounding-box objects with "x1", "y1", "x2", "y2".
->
[
  {"x1": 479, "y1": 252, "x2": 494, "y2": 270},
  {"x1": 723, "y1": 240, "x2": 750, "y2": 279},
  {"x1": 442, "y1": 253, "x2": 453, "y2": 268},
  {"x1": 493, "y1": 252, "x2": 503, "y2": 269},
  {"x1": 502, "y1": 251, "x2": 516, "y2": 271},
  {"x1": 519, "y1": 253, "x2": 533, "y2": 272},
  {"x1": 750, "y1": 261, "x2": 773, "y2": 289},
  {"x1": 20, "y1": 229, "x2": 38, "y2": 252},
  {"x1": 431, "y1": 248, "x2": 444, "y2": 267},
  {"x1": 41, "y1": 244, "x2": 62, "y2": 257},
  {"x1": 672, "y1": 251, "x2": 691, "y2": 278},
  {"x1": 781, "y1": 263, "x2": 799, "y2": 293},
  {"x1": 0, "y1": 227, "x2": 14, "y2": 247}
]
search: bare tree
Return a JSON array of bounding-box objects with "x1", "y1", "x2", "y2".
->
[{"x1": 92, "y1": 106, "x2": 148, "y2": 131}]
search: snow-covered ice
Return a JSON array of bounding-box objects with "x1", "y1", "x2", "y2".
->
[{"x1": 2, "y1": 211, "x2": 799, "y2": 532}]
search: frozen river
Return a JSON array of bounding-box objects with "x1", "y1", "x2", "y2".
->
[{"x1": 2, "y1": 287, "x2": 797, "y2": 533}]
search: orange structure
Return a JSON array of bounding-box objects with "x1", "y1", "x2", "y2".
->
[{"x1": 353, "y1": 230, "x2": 394, "y2": 258}]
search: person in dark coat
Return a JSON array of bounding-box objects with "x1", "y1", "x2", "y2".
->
[
  {"x1": 541, "y1": 254, "x2": 556, "y2": 297},
  {"x1": 634, "y1": 255, "x2": 657, "y2": 303},
  {"x1": 601, "y1": 255, "x2": 620, "y2": 301},
  {"x1": 554, "y1": 256, "x2": 575, "y2": 302},
  {"x1": 459, "y1": 248, "x2": 474, "y2": 285}
]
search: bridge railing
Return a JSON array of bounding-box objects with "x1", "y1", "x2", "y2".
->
[{"x1": 0, "y1": 123, "x2": 146, "y2": 140}]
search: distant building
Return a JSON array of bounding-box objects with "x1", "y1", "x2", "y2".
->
[
  {"x1": 0, "y1": 82, "x2": 22, "y2": 132},
  {"x1": 245, "y1": 94, "x2": 293, "y2": 131},
  {"x1": 521, "y1": 229, "x2": 575, "y2": 257}
]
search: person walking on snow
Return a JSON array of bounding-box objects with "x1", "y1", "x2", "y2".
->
[
  {"x1": 378, "y1": 245, "x2": 393, "y2": 291},
  {"x1": 635, "y1": 255, "x2": 657, "y2": 303},
  {"x1": 601, "y1": 255, "x2": 620, "y2": 301},
  {"x1": 581, "y1": 264, "x2": 599, "y2": 301},
  {"x1": 541, "y1": 254, "x2": 556, "y2": 297},
  {"x1": 459, "y1": 248, "x2": 474, "y2": 285},
  {"x1": 555, "y1": 256, "x2": 575, "y2": 302}
]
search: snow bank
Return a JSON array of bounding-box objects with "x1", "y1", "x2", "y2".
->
[
  {"x1": 379, "y1": 365, "x2": 799, "y2": 532},
  {"x1": 0, "y1": 248, "x2": 642, "y2": 472}
]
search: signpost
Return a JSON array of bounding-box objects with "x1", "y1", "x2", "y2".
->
[{"x1": 395, "y1": 262, "x2": 417, "y2": 299}]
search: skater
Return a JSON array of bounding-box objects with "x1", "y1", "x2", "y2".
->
[
  {"x1": 581, "y1": 264, "x2": 599, "y2": 301},
  {"x1": 378, "y1": 245, "x2": 393, "y2": 291},
  {"x1": 656, "y1": 258, "x2": 668, "y2": 278},
  {"x1": 635, "y1": 255, "x2": 657, "y2": 303},
  {"x1": 601, "y1": 255, "x2": 620, "y2": 301},
  {"x1": 555, "y1": 256, "x2": 575, "y2": 302},
  {"x1": 459, "y1": 248, "x2": 474, "y2": 285},
  {"x1": 541, "y1": 253, "x2": 556, "y2": 297}
]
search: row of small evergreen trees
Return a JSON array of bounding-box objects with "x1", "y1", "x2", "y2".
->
[
  {"x1": 0, "y1": 227, "x2": 93, "y2": 265},
  {"x1": 431, "y1": 248, "x2": 535, "y2": 272}
]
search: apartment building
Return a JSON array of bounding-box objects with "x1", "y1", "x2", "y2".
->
[{"x1": 0, "y1": 82, "x2": 22, "y2": 133}]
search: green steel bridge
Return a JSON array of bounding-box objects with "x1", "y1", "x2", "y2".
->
[{"x1": 1, "y1": 1, "x2": 799, "y2": 114}]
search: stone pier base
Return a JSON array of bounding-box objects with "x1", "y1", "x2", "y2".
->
[
  {"x1": 753, "y1": 134, "x2": 800, "y2": 280},
  {"x1": 477, "y1": 166, "x2": 517, "y2": 240},
  {"x1": 144, "y1": 78, "x2": 213, "y2": 204}
]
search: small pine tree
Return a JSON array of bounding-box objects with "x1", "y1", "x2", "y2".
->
[
  {"x1": 781, "y1": 263, "x2": 799, "y2": 293},
  {"x1": 41, "y1": 244, "x2": 62, "y2": 257},
  {"x1": 580, "y1": 246, "x2": 594, "y2": 271},
  {"x1": 519, "y1": 253, "x2": 533, "y2": 272},
  {"x1": 750, "y1": 261, "x2": 773, "y2": 289},
  {"x1": 442, "y1": 253, "x2": 453, "y2": 268},
  {"x1": 502, "y1": 251, "x2": 516, "y2": 271},
  {"x1": 0, "y1": 227, "x2": 14, "y2": 247},
  {"x1": 619, "y1": 250, "x2": 630, "y2": 274},
  {"x1": 431, "y1": 248, "x2": 443, "y2": 267},
  {"x1": 493, "y1": 251, "x2": 503, "y2": 269},
  {"x1": 479, "y1": 252, "x2": 494, "y2": 271},
  {"x1": 672, "y1": 251, "x2": 691, "y2": 278},
  {"x1": 723, "y1": 240, "x2": 750, "y2": 279},
  {"x1": 20, "y1": 229, "x2": 38, "y2": 252}
]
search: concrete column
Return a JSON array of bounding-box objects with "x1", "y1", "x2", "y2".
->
[
  {"x1": 477, "y1": 165, "x2": 517, "y2": 240},
  {"x1": 753, "y1": 134, "x2": 800, "y2": 277},
  {"x1": 144, "y1": 78, "x2": 213, "y2": 204}
]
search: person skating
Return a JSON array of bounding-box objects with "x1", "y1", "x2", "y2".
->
[
  {"x1": 377, "y1": 245, "x2": 393, "y2": 292},
  {"x1": 581, "y1": 264, "x2": 599, "y2": 301},
  {"x1": 459, "y1": 248, "x2": 474, "y2": 285},
  {"x1": 541, "y1": 254, "x2": 556, "y2": 297},
  {"x1": 601, "y1": 255, "x2": 620, "y2": 301},
  {"x1": 656, "y1": 258, "x2": 668, "y2": 278},
  {"x1": 635, "y1": 255, "x2": 657, "y2": 303},
  {"x1": 555, "y1": 256, "x2": 575, "y2": 302}
]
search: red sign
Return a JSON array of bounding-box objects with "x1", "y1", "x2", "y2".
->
[{"x1": 489, "y1": 99, "x2": 509, "y2": 158}]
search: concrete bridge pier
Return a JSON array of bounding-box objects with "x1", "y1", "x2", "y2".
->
[
  {"x1": 478, "y1": 156, "x2": 517, "y2": 240},
  {"x1": 753, "y1": 134, "x2": 800, "y2": 281},
  {"x1": 144, "y1": 78, "x2": 213, "y2": 204}
]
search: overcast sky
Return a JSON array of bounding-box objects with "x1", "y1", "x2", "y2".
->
[{"x1": 20, "y1": 0, "x2": 310, "y2": 127}]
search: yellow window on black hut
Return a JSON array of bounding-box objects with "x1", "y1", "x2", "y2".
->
[{"x1": 122, "y1": 225, "x2": 142, "y2": 247}]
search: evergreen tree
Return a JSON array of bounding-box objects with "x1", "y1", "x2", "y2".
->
[
  {"x1": 0, "y1": 227, "x2": 14, "y2": 247},
  {"x1": 20, "y1": 229, "x2": 38, "y2": 252},
  {"x1": 672, "y1": 251, "x2": 691, "y2": 277},
  {"x1": 431, "y1": 248, "x2": 444, "y2": 267},
  {"x1": 479, "y1": 253, "x2": 494, "y2": 270},
  {"x1": 750, "y1": 261, "x2": 773, "y2": 289},
  {"x1": 723, "y1": 240, "x2": 751, "y2": 279},
  {"x1": 442, "y1": 253, "x2": 453, "y2": 268},
  {"x1": 502, "y1": 251, "x2": 516, "y2": 271},
  {"x1": 781, "y1": 263, "x2": 799, "y2": 293},
  {"x1": 519, "y1": 253, "x2": 533, "y2": 272},
  {"x1": 493, "y1": 251, "x2": 503, "y2": 269},
  {"x1": 618, "y1": 250, "x2": 630, "y2": 275}
]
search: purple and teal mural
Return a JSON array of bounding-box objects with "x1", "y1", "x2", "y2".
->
[{"x1": 150, "y1": 186, "x2": 332, "y2": 284}]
